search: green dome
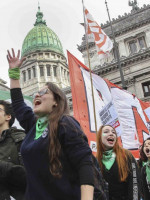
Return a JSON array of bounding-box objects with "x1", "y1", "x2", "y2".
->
[{"x1": 21, "y1": 6, "x2": 64, "y2": 57}]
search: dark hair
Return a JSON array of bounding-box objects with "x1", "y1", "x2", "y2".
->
[
  {"x1": 45, "y1": 82, "x2": 70, "y2": 178},
  {"x1": 0, "y1": 100, "x2": 15, "y2": 127},
  {"x1": 96, "y1": 125, "x2": 131, "y2": 182},
  {"x1": 140, "y1": 138, "x2": 150, "y2": 162}
]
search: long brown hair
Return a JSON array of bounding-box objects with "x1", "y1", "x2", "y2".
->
[
  {"x1": 96, "y1": 125, "x2": 131, "y2": 182},
  {"x1": 46, "y1": 82, "x2": 69, "y2": 178}
]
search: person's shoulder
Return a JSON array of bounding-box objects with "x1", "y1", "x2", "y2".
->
[
  {"x1": 58, "y1": 115, "x2": 86, "y2": 139},
  {"x1": 59, "y1": 115, "x2": 80, "y2": 126},
  {"x1": 123, "y1": 149, "x2": 137, "y2": 163},
  {"x1": 10, "y1": 127, "x2": 25, "y2": 142}
]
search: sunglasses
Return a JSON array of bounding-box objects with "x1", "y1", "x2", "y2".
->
[{"x1": 32, "y1": 88, "x2": 50, "y2": 99}]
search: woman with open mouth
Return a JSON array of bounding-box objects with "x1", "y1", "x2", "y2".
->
[
  {"x1": 96, "y1": 125, "x2": 141, "y2": 200},
  {"x1": 140, "y1": 138, "x2": 150, "y2": 199},
  {"x1": 6, "y1": 48, "x2": 94, "y2": 200}
]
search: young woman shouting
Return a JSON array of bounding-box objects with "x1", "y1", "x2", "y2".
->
[{"x1": 96, "y1": 125, "x2": 140, "y2": 200}]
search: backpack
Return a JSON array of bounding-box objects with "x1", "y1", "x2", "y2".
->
[{"x1": 92, "y1": 155, "x2": 109, "y2": 200}]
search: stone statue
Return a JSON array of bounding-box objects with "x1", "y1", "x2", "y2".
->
[{"x1": 128, "y1": 0, "x2": 139, "y2": 11}]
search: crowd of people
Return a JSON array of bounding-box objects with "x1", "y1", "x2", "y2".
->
[{"x1": 0, "y1": 48, "x2": 149, "y2": 199}]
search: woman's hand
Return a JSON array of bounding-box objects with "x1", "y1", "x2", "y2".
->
[{"x1": 7, "y1": 48, "x2": 26, "y2": 69}]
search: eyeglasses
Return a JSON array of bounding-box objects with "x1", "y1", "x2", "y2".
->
[
  {"x1": 0, "y1": 108, "x2": 5, "y2": 112},
  {"x1": 32, "y1": 88, "x2": 50, "y2": 99}
]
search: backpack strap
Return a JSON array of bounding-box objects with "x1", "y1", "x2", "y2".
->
[{"x1": 10, "y1": 127, "x2": 26, "y2": 165}]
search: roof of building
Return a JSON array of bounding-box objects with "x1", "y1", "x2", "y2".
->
[
  {"x1": 102, "y1": 4, "x2": 150, "y2": 37},
  {"x1": 21, "y1": 6, "x2": 64, "y2": 57}
]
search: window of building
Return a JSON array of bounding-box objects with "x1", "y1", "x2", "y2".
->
[
  {"x1": 111, "y1": 44, "x2": 119, "y2": 60},
  {"x1": 129, "y1": 40, "x2": 137, "y2": 54},
  {"x1": 45, "y1": 53, "x2": 49, "y2": 58},
  {"x1": 28, "y1": 69, "x2": 31, "y2": 80},
  {"x1": 32, "y1": 54, "x2": 36, "y2": 58},
  {"x1": 138, "y1": 37, "x2": 146, "y2": 49},
  {"x1": 23, "y1": 71, "x2": 26, "y2": 82},
  {"x1": 51, "y1": 54, "x2": 55, "y2": 59},
  {"x1": 53, "y1": 66, "x2": 57, "y2": 77},
  {"x1": 142, "y1": 81, "x2": 150, "y2": 97},
  {"x1": 128, "y1": 36, "x2": 146, "y2": 54},
  {"x1": 64, "y1": 69, "x2": 66, "y2": 79},
  {"x1": 32, "y1": 67, "x2": 36, "y2": 78},
  {"x1": 67, "y1": 72, "x2": 69, "y2": 81},
  {"x1": 39, "y1": 53, "x2": 43, "y2": 58},
  {"x1": 46, "y1": 65, "x2": 51, "y2": 76},
  {"x1": 40, "y1": 66, "x2": 44, "y2": 77}
]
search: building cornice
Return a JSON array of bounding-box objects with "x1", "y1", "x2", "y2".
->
[
  {"x1": 93, "y1": 47, "x2": 150, "y2": 76},
  {"x1": 21, "y1": 58, "x2": 68, "y2": 69}
]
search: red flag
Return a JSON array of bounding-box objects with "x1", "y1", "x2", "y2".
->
[
  {"x1": 84, "y1": 6, "x2": 113, "y2": 59},
  {"x1": 67, "y1": 51, "x2": 150, "y2": 158}
]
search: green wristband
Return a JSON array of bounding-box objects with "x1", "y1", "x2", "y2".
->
[{"x1": 8, "y1": 67, "x2": 20, "y2": 80}]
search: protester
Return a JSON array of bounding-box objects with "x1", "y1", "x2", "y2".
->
[
  {"x1": 137, "y1": 145, "x2": 145, "y2": 171},
  {"x1": 0, "y1": 100, "x2": 26, "y2": 200},
  {"x1": 140, "y1": 138, "x2": 150, "y2": 199},
  {"x1": 96, "y1": 125, "x2": 140, "y2": 200},
  {"x1": 137, "y1": 144, "x2": 146, "y2": 200},
  {"x1": 6, "y1": 48, "x2": 94, "y2": 200}
]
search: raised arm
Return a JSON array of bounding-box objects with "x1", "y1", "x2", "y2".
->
[{"x1": 7, "y1": 48, "x2": 26, "y2": 89}]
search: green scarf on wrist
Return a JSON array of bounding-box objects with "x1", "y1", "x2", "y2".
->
[
  {"x1": 8, "y1": 67, "x2": 20, "y2": 80},
  {"x1": 146, "y1": 160, "x2": 150, "y2": 183},
  {"x1": 102, "y1": 149, "x2": 116, "y2": 170},
  {"x1": 35, "y1": 116, "x2": 49, "y2": 140}
]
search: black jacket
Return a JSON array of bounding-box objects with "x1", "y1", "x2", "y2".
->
[
  {"x1": 102, "y1": 154, "x2": 140, "y2": 200},
  {"x1": 0, "y1": 127, "x2": 26, "y2": 200},
  {"x1": 141, "y1": 165, "x2": 150, "y2": 200},
  {"x1": 10, "y1": 88, "x2": 94, "y2": 200}
]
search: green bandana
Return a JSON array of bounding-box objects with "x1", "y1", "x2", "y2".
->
[
  {"x1": 102, "y1": 149, "x2": 116, "y2": 170},
  {"x1": 35, "y1": 116, "x2": 48, "y2": 140},
  {"x1": 146, "y1": 160, "x2": 150, "y2": 183},
  {"x1": 8, "y1": 67, "x2": 20, "y2": 80},
  {"x1": 142, "y1": 161, "x2": 147, "y2": 167}
]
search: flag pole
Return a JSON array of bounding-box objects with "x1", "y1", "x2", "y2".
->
[
  {"x1": 105, "y1": 0, "x2": 127, "y2": 90},
  {"x1": 81, "y1": 0, "x2": 98, "y2": 133}
]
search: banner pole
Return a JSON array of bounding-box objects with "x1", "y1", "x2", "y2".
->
[
  {"x1": 81, "y1": 0, "x2": 98, "y2": 133},
  {"x1": 104, "y1": 0, "x2": 127, "y2": 90}
]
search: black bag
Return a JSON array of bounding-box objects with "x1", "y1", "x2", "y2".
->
[{"x1": 92, "y1": 155, "x2": 109, "y2": 200}]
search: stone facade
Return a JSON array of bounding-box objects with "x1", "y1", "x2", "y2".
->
[
  {"x1": 78, "y1": 3, "x2": 150, "y2": 102},
  {"x1": 20, "y1": 51, "x2": 70, "y2": 96},
  {"x1": 0, "y1": 79, "x2": 9, "y2": 91}
]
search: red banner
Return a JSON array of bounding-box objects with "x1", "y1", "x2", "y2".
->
[{"x1": 67, "y1": 51, "x2": 150, "y2": 158}]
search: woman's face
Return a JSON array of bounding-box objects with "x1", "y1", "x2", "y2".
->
[
  {"x1": 101, "y1": 125, "x2": 117, "y2": 150},
  {"x1": 33, "y1": 86, "x2": 57, "y2": 116},
  {"x1": 143, "y1": 139, "x2": 150, "y2": 160}
]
